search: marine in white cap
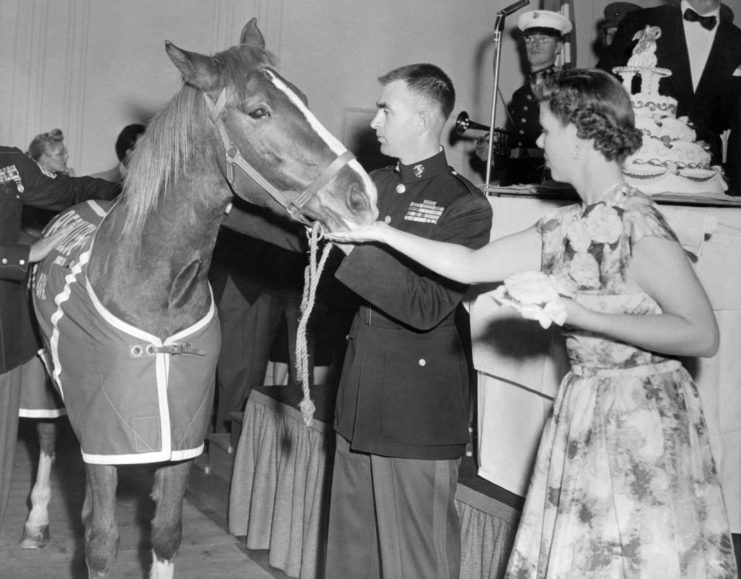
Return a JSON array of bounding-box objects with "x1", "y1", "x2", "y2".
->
[
  {"x1": 476, "y1": 10, "x2": 573, "y2": 186},
  {"x1": 518, "y1": 9, "x2": 573, "y2": 38}
]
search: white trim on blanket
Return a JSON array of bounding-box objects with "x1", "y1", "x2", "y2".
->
[{"x1": 82, "y1": 444, "x2": 204, "y2": 465}]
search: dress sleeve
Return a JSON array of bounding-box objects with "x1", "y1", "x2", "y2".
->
[
  {"x1": 535, "y1": 204, "x2": 576, "y2": 236},
  {"x1": 623, "y1": 194, "x2": 679, "y2": 247}
]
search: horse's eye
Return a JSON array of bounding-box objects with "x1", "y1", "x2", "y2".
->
[{"x1": 249, "y1": 107, "x2": 270, "y2": 119}]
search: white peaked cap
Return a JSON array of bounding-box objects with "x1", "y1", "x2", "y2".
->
[{"x1": 517, "y1": 10, "x2": 573, "y2": 36}]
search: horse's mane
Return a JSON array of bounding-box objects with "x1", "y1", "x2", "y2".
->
[{"x1": 121, "y1": 43, "x2": 276, "y2": 236}]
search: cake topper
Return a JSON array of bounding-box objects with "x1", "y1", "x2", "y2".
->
[{"x1": 613, "y1": 25, "x2": 671, "y2": 98}]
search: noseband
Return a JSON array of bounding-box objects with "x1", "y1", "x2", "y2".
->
[{"x1": 204, "y1": 73, "x2": 355, "y2": 227}]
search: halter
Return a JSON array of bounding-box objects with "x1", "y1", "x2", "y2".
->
[{"x1": 204, "y1": 71, "x2": 355, "y2": 227}]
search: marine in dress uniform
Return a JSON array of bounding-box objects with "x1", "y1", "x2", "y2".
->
[
  {"x1": 327, "y1": 150, "x2": 492, "y2": 578},
  {"x1": 496, "y1": 10, "x2": 573, "y2": 186},
  {"x1": 0, "y1": 145, "x2": 118, "y2": 525},
  {"x1": 325, "y1": 63, "x2": 492, "y2": 579}
]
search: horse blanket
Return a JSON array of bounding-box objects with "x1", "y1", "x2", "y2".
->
[{"x1": 32, "y1": 200, "x2": 220, "y2": 465}]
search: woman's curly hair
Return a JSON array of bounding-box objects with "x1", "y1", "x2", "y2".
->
[
  {"x1": 26, "y1": 128, "x2": 65, "y2": 161},
  {"x1": 534, "y1": 68, "x2": 642, "y2": 163}
]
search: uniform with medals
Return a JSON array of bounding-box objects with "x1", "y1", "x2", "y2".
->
[
  {"x1": 328, "y1": 148, "x2": 492, "y2": 576},
  {"x1": 0, "y1": 145, "x2": 118, "y2": 526}
]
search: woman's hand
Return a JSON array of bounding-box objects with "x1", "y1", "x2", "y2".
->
[
  {"x1": 326, "y1": 221, "x2": 390, "y2": 244},
  {"x1": 28, "y1": 229, "x2": 68, "y2": 263}
]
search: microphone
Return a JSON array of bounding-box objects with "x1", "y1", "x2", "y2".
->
[{"x1": 499, "y1": 0, "x2": 530, "y2": 16}]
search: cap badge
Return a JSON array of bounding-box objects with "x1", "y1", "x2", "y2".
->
[{"x1": 413, "y1": 164, "x2": 425, "y2": 178}]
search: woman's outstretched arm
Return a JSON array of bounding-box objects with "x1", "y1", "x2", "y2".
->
[{"x1": 329, "y1": 221, "x2": 541, "y2": 285}]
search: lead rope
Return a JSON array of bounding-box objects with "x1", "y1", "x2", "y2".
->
[{"x1": 296, "y1": 222, "x2": 332, "y2": 426}]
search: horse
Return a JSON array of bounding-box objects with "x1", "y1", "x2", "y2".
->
[{"x1": 24, "y1": 18, "x2": 378, "y2": 578}]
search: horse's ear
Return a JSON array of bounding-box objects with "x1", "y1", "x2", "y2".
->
[
  {"x1": 165, "y1": 41, "x2": 220, "y2": 91},
  {"x1": 240, "y1": 18, "x2": 265, "y2": 49}
]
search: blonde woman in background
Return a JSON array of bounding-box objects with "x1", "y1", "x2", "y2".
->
[{"x1": 26, "y1": 128, "x2": 74, "y2": 178}]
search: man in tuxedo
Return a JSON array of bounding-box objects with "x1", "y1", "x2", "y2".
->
[{"x1": 597, "y1": 0, "x2": 741, "y2": 195}]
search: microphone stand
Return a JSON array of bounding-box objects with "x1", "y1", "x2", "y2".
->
[{"x1": 483, "y1": 0, "x2": 529, "y2": 192}]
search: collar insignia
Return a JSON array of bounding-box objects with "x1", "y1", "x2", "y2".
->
[{"x1": 413, "y1": 164, "x2": 425, "y2": 178}]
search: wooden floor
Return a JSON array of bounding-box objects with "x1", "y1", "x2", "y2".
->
[{"x1": 0, "y1": 419, "x2": 277, "y2": 579}]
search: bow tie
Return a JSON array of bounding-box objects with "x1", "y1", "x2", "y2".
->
[{"x1": 684, "y1": 8, "x2": 717, "y2": 31}]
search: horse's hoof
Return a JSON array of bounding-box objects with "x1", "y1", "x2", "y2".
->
[{"x1": 19, "y1": 523, "x2": 50, "y2": 549}]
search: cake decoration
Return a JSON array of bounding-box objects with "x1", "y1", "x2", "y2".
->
[{"x1": 613, "y1": 26, "x2": 727, "y2": 196}]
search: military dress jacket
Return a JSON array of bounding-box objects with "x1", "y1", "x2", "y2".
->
[
  {"x1": 334, "y1": 150, "x2": 493, "y2": 460},
  {"x1": 596, "y1": 4, "x2": 741, "y2": 169},
  {"x1": 0, "y1": 146, "x2": 118, "y2": 373},
  {"x1": 500, "y1": 69, "x2": 553, "y2": 186}
]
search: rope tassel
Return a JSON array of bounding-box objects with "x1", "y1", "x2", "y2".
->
[{"x1": 296, "y1": 222, "x2": 332, "y2": 426}]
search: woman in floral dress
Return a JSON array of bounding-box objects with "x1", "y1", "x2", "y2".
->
[{"x1": 329, "y1": 68, "x2": 737, "y2": 577}]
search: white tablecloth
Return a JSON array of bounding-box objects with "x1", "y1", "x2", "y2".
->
[{"x1": 472, "y1": 192, "x2": 741, "y2": 532}]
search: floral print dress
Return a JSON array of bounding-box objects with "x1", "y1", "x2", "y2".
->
[{"x1": 505, "y1": 185, "x2": 737, "y2": 578}]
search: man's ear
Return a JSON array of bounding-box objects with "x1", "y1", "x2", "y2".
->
[{"x1": 416, "y1": 109, "x2": 431, "y2": 134}]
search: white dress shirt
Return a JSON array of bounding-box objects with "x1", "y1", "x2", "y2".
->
[{"x1": 681, "y1": 0, "x2": 720, "y2": 91}]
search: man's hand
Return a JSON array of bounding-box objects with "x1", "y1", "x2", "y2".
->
[{"x1": 29, "y1": 229, "x2": 68, "y2": 263}]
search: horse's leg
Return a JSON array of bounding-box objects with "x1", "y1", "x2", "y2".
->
[
  {"x1": 20, "y1": 419, "x2": 56, "y2": 549},
  {"x1": 82, "y1": 463, "x2": 119, "y2": 579},
  {"x1": 149, "y1": 460, "x2": 192, "y2": 579}
]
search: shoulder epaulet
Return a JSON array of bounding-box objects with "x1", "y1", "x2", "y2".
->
[{"x1": 447, "y1": 166, "x2": 483, "y2": 196}]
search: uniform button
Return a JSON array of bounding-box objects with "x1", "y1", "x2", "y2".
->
[
  {"x1": 384, "y1": 215, "x2": 391, "y2": 224},
  {"x1": 418, "y1": 358, "x2": 426, "y2": 367},
  {"x1": 523, "y1": 106, "x2": 528, "y2": 111},
  {"x1": 520, "y1": 118, "x2": 526, "y2": 123},
  {"x1": 519, "y1": 130, "x2": 525, "y2": 135},
  {"x1": 19, "y1": 259, "x2": 25, "y2": 266},
  {"x1": 451, "y1": 170, "x2": 457, "y2": 175},
  {"x1": 395, "y1": 184, "x2": 406, "y2": 194},
  {"x1": 1, "y1": 258, "x2": 6, "y2": 264},
  {"x1": 526, "y1": 94, "x2": 533, "y2": 101}
]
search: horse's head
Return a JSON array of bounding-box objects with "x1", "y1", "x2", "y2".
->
[{"x1": 164, "y1": 19, "x2": 378, "y2": 232}]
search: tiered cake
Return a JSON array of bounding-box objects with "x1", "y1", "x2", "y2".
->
[{"x1": 614, "y1": 26, "x2": 727, "y2": 196}]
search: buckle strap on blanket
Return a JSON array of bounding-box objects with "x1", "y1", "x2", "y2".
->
[
  {"x1": 155, "y1": 344, "x2": 206, "y2": 356},
  {"x1": 129, "y1": 343, "x2": 206, "y2": 358}
]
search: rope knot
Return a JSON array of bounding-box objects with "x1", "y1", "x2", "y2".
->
[{"x1": 295, "y1": 222, "x2": 332, "y2": 426}]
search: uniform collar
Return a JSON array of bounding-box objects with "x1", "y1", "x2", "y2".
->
[{"x1": 395, "y1": 148, "x2": 448, "y2": 184}]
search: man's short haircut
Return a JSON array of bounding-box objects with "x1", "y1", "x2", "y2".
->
[
  {"x1": 115, "y1": 124, "x2": 146, "y2": 161},
  {"x1": 379, "y1": 63, "x2": 455, "y2": 120}
]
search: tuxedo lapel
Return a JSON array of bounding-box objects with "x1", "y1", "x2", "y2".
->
[
  {"x1": 657, "y1": 7, "x2": 695, "y2": 107},
  {"x1": 695, "y1": 16, "x2": 737, "y2": 103}
]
